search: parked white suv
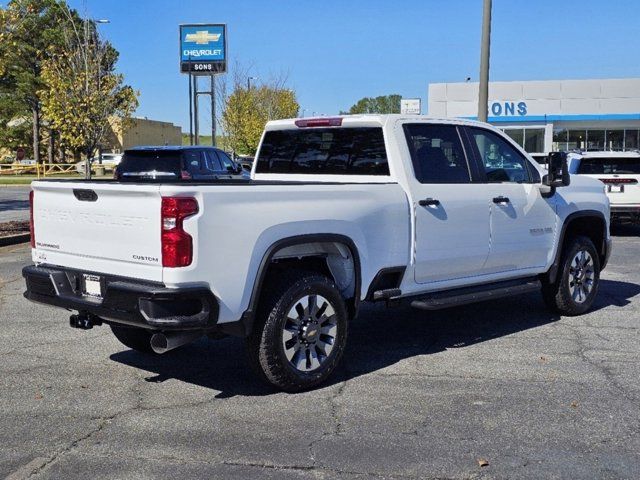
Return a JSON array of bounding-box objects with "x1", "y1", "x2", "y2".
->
[
  {"x1": 23, "y1": 115, "x2": 611, "y2": 391},
  {"x1": 568, "y1": 151, "x2": 640, "y2": 224}
]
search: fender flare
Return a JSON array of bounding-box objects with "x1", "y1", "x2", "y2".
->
[
  {"x1": 233, "y1": 233, "x2": 362, "y2": 336},
  {"x1": 547, "y1": 210, "x2": 608, "y2": 284}
]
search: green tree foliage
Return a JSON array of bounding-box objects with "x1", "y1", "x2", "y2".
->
[
  {"x1": 342, "y1": 94, "x2": 402, "y2": 115},
  {"x1": 39, "y1": 6, "x2": 138, "y2": 162},
  {"x1": 0, "y1": 0, "x2": 69, "y2": 160},
  {"x1": 222, "y1": 85, "x2": 299, "y2": 155}
]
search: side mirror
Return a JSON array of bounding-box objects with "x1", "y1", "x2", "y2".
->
[{"x1": 544, "y1": 151, "x2": 570, "y2": 188}]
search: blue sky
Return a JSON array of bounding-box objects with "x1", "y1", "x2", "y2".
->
[{"x1": 69, "y1": 0, "x2": 640, "y2": 133}]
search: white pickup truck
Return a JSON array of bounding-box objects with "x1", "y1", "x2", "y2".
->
[
  {"x1": 23, "y1": 115, "x2": 611, "y2": 391},
  {"x1": 568, "y1": 151, "x2": 640, "y2": 224}
]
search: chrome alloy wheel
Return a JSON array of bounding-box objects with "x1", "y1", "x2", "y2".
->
[
  {"x1": 282, "y1": 294, "x2": 338, "y2": 372},
  {"x1": 568, "y1": 249, "x2": 595, "y2": 304}
]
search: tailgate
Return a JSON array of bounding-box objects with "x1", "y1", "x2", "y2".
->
[
  {"x1": 598, "y1": 174, "x2": 640, "y2": 205},
  {"x1": 31, "y1": 181, "x2": 163, "y2": 282}
]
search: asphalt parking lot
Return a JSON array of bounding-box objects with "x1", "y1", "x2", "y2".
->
[
  {"x1": 1, "y1": 227, "x2": 639, "y2": 479},
  {"x1": 0, "y1": 186, "x2": 30, "y2": 223}
]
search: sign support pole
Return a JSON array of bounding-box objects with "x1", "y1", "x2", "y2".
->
[
  {"x1": 210, "y1": 74, "x2": 216, "y2": 147},
  {"x1": 193, "y1": 75, "x2": 199, "y2": 145},
  {"x1": 188, "y1": 66, "x2": 194, "y2": 146}
]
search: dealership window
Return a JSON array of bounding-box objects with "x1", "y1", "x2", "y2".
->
[
  {"x1": 553, "y1": 128, "x2": 568, "y2": 151},
  {"x1": 500, "y1": 127, "x2": 544, "y2": 153},
  {"x1": 568, "y1": 130, "x2": 585, "y2": 150},
  {"x1": 587, "y1": 130, "x2": 604, "y2": 151},
  {"x1": 502, "y1": 129, "x2": 523, "y2": 148},
  {"x1": 605, "y1": 130, "x2": 624, "y2": 151},
  {"x1": 524, "y1": 129, "x2": 545, "y2": 153},
  {"x1": 625, "y1": 129, "x2": 639, "y2": 150}
]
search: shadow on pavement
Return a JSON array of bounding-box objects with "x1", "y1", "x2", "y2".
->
[{"x1": 110, "y1": 279, "x2": 640, "y2": 398}]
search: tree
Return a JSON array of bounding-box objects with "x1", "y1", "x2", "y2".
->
[
  {"x1": 220, "y1": 70, "x2": 299, "y2": 155},
  {"x1": 0, "y1": 0, "x2": 69, "y2": 162},
  {"x1": 342, "y1": 94, "x2": 402, "y2": 115},
  {"x1": 39, "y1": 6, "x2": 138, "y2": 172}
]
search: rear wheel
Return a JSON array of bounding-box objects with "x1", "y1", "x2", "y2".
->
[
  {"x1": 542, "y1": 235, "x2": 600, "y2": 315},
  {"x1": 110, "y1": 325, "x2": 155, "y2": 353},
  {"x1": 247, "y1": 270, "x2": 348, "y2": 392}
]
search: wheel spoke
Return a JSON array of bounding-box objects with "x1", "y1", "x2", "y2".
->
[
  {"x1": 293, "y1": 349, "x2": 307, "y2": 371},
  {"x1": 284, "y1": 342, "x2": 299, "y2": 361},
  {"x1": 320, "y1": 323, "x2": 337, "y2": 337},
  {"x1": 307, "y1": 295, "x2": 318, "y2": 317},
  {"x1": 308, "y1": 348, "x2": 321, "y2": 370}
]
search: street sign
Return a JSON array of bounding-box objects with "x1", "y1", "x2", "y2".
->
[
  {"x1": 179, "y1": 24, "x2": 227, "y2": 74},
  {"x1": 401, "y1": 98, "x2": 421, "y2": 115}
]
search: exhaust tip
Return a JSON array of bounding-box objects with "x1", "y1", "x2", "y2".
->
[
  {"x1": 150, "y1": 333, "x2": 170, "y2": 354},
  {"x1": 150, "y1": 331, "x2": 203, "y2": 354}
]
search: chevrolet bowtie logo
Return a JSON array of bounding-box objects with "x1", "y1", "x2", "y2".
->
[{"x1": 185, "y1": 30, "x2": 221, "y2": 44}]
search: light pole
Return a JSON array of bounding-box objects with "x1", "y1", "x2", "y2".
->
[
  {"x1": 247, "y1": 76, "x2": 257, "y2": 90},
  {"x1": 477, "y1": 0, "x2": 492, "y2": 123}
]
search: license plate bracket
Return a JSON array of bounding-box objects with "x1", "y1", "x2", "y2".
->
[
  {"x1": 609, "y1": 185, "x2": 624, "y2": 193},
  {"x1": 82, "y1": 274, "x2": 103, "y2": 299}
]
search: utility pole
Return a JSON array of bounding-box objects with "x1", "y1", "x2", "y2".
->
[
  {"x1": 477, "y1": 0, "x2": 492, "y2": 122},
  {"x1": 210, "y1": 74, "x2": 216, "y2": 147}
]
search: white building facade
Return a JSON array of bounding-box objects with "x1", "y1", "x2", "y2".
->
[{"x1": 428, "y1": 78, "x2": 640, "y2": 156}]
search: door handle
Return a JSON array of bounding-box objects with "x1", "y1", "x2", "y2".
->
[
  {"x1": 419, "y1": 198, "x2": 440, "y2": 207},
  {"x1": 492, "y1": 196, "x2": 510, "y2": 204}
]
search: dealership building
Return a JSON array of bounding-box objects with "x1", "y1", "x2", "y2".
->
[{"x1": 427, "y1": 78, "x2": 640, "y2": 156}]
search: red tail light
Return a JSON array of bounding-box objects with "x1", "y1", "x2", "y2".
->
[
  {"x1": 295, "y1": 118, "x2": 343, "y2": 128},
  {"x1": 161, "y1": 197, "x2": 198, "y2": 267},
  {"x1": 29, "y1": 190, "x2": 35, "y2": 248}
]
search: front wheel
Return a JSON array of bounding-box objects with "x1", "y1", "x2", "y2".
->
[
  {"x1": 247, "y1": 271, "x2": 349, "y2": 392},
  {"x1": 542, "y1": 235, "x2": 600, "y2": 316}
]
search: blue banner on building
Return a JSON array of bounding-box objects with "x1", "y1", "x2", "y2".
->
[{"x1": 179, "y1": 24, "x2": 226, "y2": 74}]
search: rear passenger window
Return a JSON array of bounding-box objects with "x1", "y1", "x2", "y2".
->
[
  {"x1": 255, "y1": 127, "x2": 389, "y2": 175},
  {"x1": 403, "y1": 124, "x2": 471, "y2": 183}
]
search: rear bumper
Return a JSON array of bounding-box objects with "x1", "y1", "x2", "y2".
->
[
  {"x1": 611, "y1": 205, "x2": 640, "y2": 223},
  {"x1": 22, "y1": 264, "x2": 218, "y2": 331}
]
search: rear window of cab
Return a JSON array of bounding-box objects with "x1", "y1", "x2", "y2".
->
[
  {"x1": 255, "y1": 127, "x2": 389, "y2": 175},
  {"x1": 577, "y1": 157, "x2": 640, "y2": 175}
]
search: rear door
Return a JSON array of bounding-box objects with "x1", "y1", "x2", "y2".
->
[
  {"x1": 465, "y1": 126, "x2": 557, "y2": 273},
  {"x1": 403, "y1": 123, "x2": 491, "y2": 284},
  {"x1": 32, "y1": 181, "x2": 163, "y2": 282}
]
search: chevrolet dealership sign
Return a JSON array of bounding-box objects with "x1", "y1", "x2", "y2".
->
[{"x1": 180, "y1": 24, "x2": 226, "y2": 74}]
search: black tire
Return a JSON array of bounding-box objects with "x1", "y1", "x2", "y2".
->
[
  {"x1": 542, "y1": 235, "x2": 600, "y2": 316},
  {"x1": 246, "y1": 270, "x2": 349, "y2": 392},
  {"x1": 110, "y1": 324, "x2": 155, "y2": 354}
]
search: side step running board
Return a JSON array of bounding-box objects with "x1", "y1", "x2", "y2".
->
[{"x1": 410, "y1": 279, "x2": 541, "y2": 311}]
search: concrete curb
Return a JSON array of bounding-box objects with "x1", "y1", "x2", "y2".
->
[{"x1": 0, "y1": 233, "x2": 30, "y2": 247}]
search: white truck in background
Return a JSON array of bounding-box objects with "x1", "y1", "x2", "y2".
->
[
  {"x1": 568, "y1": 151, "x2": 640, "y2": 224},
  {"x1": 23, "y1": 115, "x2": 611, "y2": 391}
]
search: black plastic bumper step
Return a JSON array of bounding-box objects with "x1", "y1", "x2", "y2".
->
[{"x1": 410, "y1": 278, "x2": 541, "y2": 311}]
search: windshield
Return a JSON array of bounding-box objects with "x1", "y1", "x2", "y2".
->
[
  {"x1": 117, "y1": 151, "x2": 183, "y2": 179},
  {"x1": 578, "y1": 157, "x2": 640, "y2": 175}
]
